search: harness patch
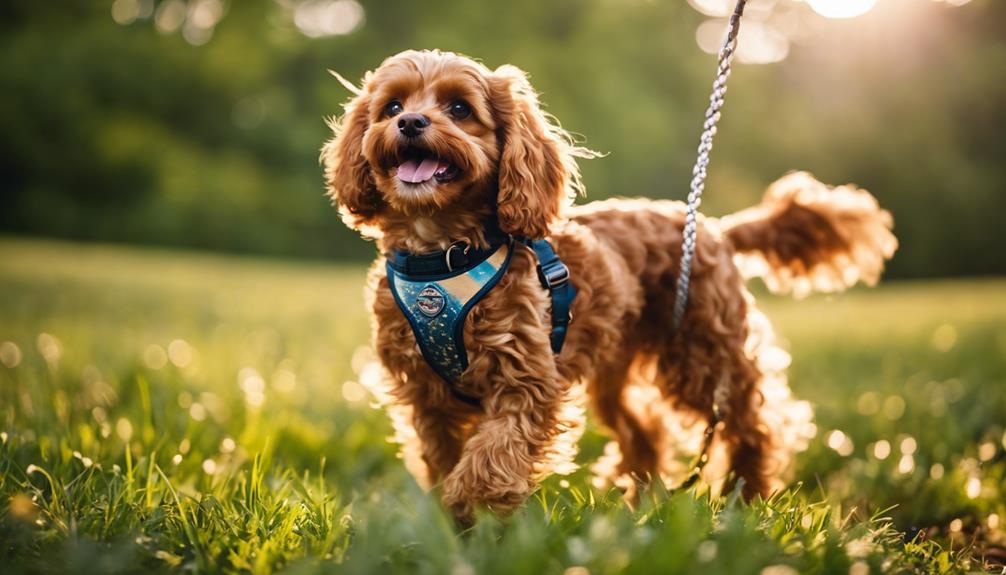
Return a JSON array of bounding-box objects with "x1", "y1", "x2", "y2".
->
[{"x1": 415, "y1": 285, "x2": 446, "y2": 317}]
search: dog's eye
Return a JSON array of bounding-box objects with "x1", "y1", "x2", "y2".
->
[
  {"x1": 448, "y1": 100, "x2": 471, "y2": 120},
  {"x1": 384, "y1": 100, "x2": 404, "y2": 118}
]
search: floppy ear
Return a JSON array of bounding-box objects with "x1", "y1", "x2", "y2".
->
[
  {"x1": 321, "y1": 84, "x2": 384, "y2": 230},
  {"x1": 490, "y1": 65, "x2": 571, "y2": 239}
]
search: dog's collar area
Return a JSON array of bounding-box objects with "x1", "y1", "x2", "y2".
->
[{"x1": 387, "y1": 226, "x2": 510, "y2": 278}]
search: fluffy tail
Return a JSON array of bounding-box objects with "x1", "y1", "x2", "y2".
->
[{"x1": 720, "y1": 172, "x2": 898, "y2": 297}]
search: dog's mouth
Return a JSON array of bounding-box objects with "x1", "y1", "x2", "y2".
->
[{"x1": 394, "y1": 145, "x2": 460, "y2": 185}]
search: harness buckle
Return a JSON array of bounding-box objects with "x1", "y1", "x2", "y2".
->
[
  {"x1": 537, "y1": 260, "x2": 570, "y2": 290},
  {"x1": 445, "y1": 241, "x2": 471, "y2": 272}
]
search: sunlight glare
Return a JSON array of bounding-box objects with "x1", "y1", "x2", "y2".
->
[
  {"x1": 806, "y1": 0, "x2": 877, "y2": 19},
  {"x1": 687, "y1": 0, "x2": 734, "y2": 18}
]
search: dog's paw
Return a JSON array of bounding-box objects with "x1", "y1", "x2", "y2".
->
[{"x1": 441, "y1": 464, "x2": 532, "y2": 521}]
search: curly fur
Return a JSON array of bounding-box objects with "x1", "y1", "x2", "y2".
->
[{"x1": 322, "y1": 49, "x2": 897, "y2": 521}]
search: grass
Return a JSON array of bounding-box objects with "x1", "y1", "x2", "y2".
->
[{"x1": 1, "y1": 237, "x2": 1004, "y2": 574}]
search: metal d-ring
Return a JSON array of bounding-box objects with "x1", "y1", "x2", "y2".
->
[{"x1": 445, "y1": 241, "x2": 471, "y2": 272}]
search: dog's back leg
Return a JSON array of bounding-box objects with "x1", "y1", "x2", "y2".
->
[
  {"x1": 652, "y1": 228, "x2": 780, "y2": 499},
  {"x1": 589, "y1": 353, "x2": 662, "y2": 487}
]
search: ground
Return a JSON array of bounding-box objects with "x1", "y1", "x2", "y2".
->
[{"x1": 0, "y1": 238, "x2": 1004, "y2": 574}]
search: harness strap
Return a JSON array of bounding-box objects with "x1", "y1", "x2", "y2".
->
[{"x1": 519, "y1": 238, "x2": 576, "y2": 353}]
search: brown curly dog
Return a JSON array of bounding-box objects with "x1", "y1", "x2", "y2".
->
[{"x1": 321, "y1": 49, "x2": 897, "y2": 522}]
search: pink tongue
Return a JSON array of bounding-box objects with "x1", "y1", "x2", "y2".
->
[{"x1": 397, "y1": 158, "x2": 444, "y2": 183}]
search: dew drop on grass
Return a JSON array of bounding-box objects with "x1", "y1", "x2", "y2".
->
[{"x1": 221, "y1": 437, "x2": 236, "y2": 453}]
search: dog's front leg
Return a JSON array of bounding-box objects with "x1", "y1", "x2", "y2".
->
[
  {"x1": 412, "y1": 402, "x2": 468, "y2": 487},
  {"x1": 440, "y1": 379, "x2": 562, "y2": 521}
]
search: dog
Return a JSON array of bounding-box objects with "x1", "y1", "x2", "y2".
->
[{"x1": 321, "y1": 49, "x2": 897, "y2": 521}]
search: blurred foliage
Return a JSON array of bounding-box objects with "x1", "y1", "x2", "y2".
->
[
  {"x1": 1, "y1": 239, "x2": 1005, "y2": 572},
  {"x1": 0, "y1": 0, "x2": 1004, "y2": 276}
]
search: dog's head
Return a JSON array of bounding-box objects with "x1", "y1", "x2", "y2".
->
[{"x1": 322, "y1": 50, "x2": 591, "y2": 240}]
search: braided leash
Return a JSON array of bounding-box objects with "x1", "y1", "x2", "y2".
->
[
  {"x1": 665, "y1": 0, "x2": 747, "y2": 493},
  {"x1": 672, "y1": 0, "x2": 748, "y2": 331}
]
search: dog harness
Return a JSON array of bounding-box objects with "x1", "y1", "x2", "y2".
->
[{"x1": 386, "y1": 230, "x2": 576, "y2": 405}]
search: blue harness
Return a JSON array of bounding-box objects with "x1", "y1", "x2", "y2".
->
[{"x1": 386, "y1": 231, "x2": 576, "y2": 406}]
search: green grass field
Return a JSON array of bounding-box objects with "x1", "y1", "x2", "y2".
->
[{"x1": 1, "y1": 238, "x2": 1004, "y2": 574}]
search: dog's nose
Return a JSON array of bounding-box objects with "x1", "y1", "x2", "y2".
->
[{"x1": 397, "y1": 113, "x2": 430, "y2": 138}]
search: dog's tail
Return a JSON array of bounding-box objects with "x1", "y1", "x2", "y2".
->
[{"x1": 720, "y1": 172, "x2": 898, "y2": 297}]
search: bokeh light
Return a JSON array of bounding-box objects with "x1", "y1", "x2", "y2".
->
[
  {"x1": 0, "y1": 341, "x2": 21, "y2": 368},
  {"x1": 291, "y1": 0, "x2": 364, "y2": 38},
  {"x1": 806, "y1": 0, "x2": 877, "y2": 19},
  {"x1": 826, "y1": 429, "x2": 855, "y2": 456},
  {"x1": 690, "y1": 0, "x2": 976, "y2": 65},
  {"x1": 114, "y1": 0, "x2": 226, "y2": 45},
  {"x1": 873, "y1": 440, "x2": 891, "y2": 460}
]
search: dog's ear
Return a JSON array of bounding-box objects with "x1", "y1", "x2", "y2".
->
[
  {"x1": 490, "y1": 65, "x2": 571, "y2": 239},
  {"x1": 321, "y1": 78, "x2": 384, "y2": 231}
]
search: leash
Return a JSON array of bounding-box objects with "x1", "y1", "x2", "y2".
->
[
  {"x1": 665, "y1": 0, "x2": 747, "y2": 494},
  {"x1": 672, "y1": 0, "x2": 748, "y2": 332}
]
